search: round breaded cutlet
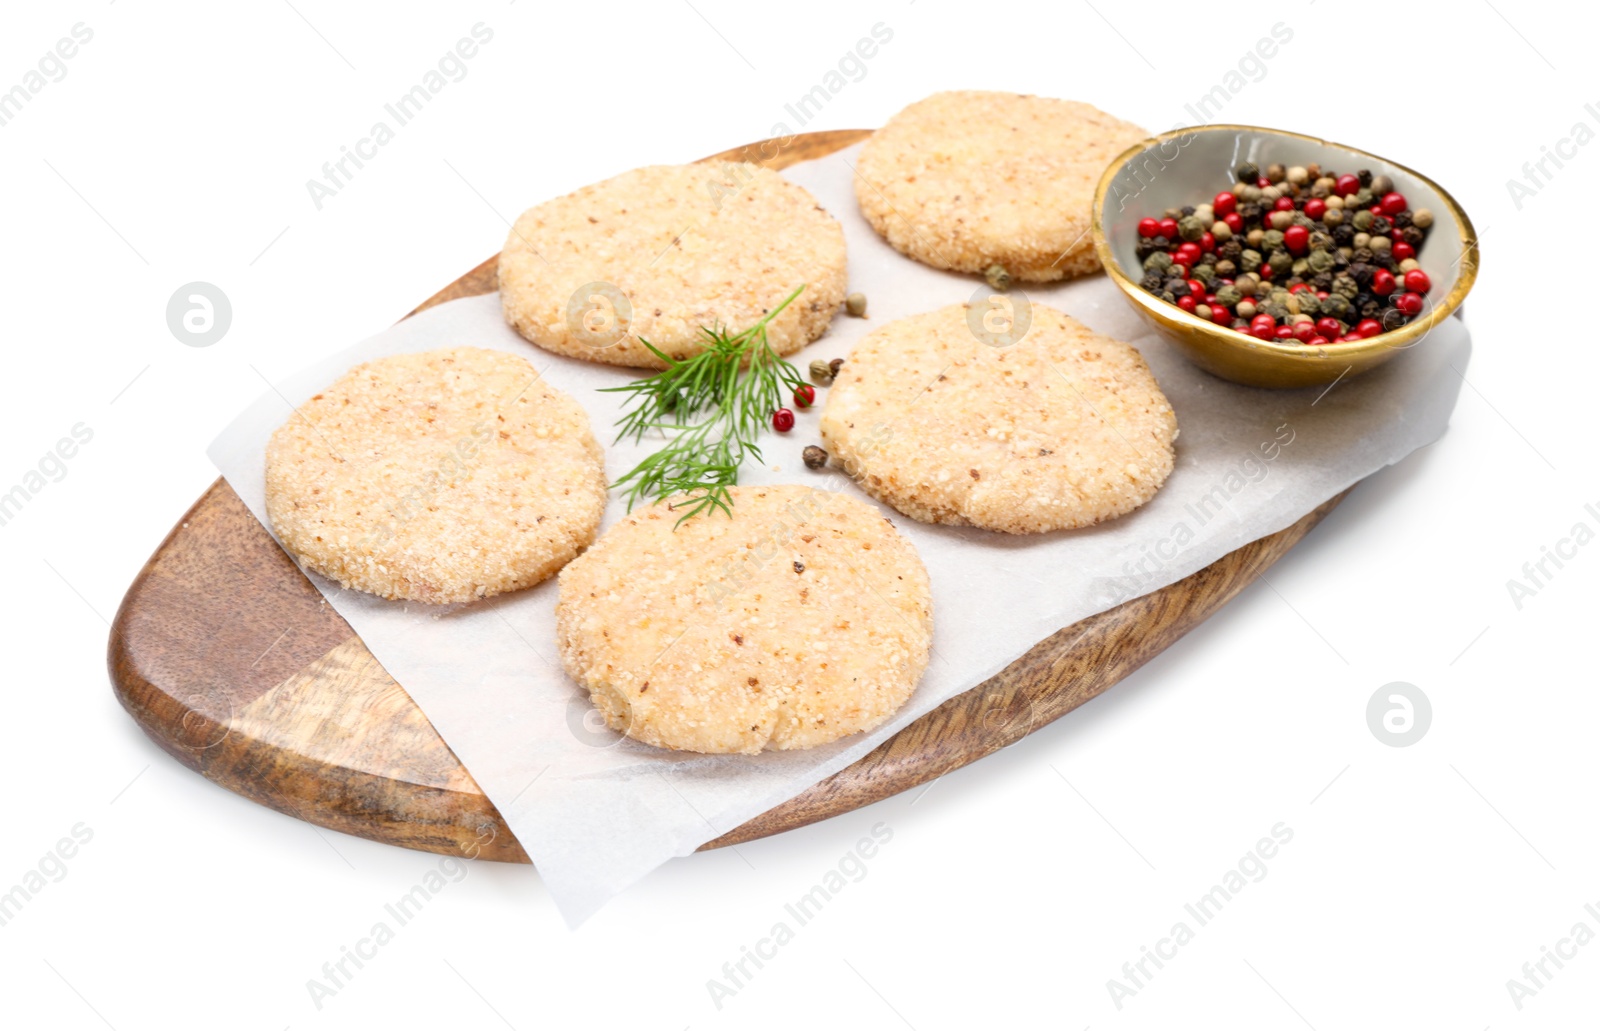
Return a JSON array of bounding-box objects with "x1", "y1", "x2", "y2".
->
[
  {"x1": 499, "y1": 164, "x2": 848, "y2": 369},
  {"x1": 555, "y1": 485, "x2": 933, "y2": 754},
  {"x1": 820, "y1": 303, "x2": 1178, "y2": 533},
  {"x1": 854, "y1": 91, "x2": 1148, "y2": 281},
  {"x1": 265, "y1": 347, "x2": 605, "y2": 604}
]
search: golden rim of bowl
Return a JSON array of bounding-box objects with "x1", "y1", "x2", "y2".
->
[{"x1": 1092, "y1": 124, "x2": 1480, "y2": 358}]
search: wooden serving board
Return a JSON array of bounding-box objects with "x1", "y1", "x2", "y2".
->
[{"x1": 108, "y1": 129, "x2": 1351, "y2": 863}]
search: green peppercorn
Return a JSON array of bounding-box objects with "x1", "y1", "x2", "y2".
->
[
  {"x1": 1332, "y1": 274, "x2": 1359, "y2": 300},
  {"x1": 1309, "y1": 231, "x2": 1333, "y2": 251},
  {"x1": 1323, "y1": 294, "x2": 1353, "y2": 320},
  {"x1": 1297, "y1": 293, "x2": 1322, "y2": 316},
  {"x1": 1240, "y1": 249, "x2": 1263, "y2": 271},
  {"x1": 1143, "y1": 251, "x2": 1172, "y2": 272},
  {"x1": 1268, "y1": 251, "x2": 1293, "y2": 275},
  {"x1": 809, "y1": 359, "x2": 834, "y2": 384},
  {"x1": 984, "y1": 264, "x2": 1012, "y2": 291},
  {"x1": 1263, "y1": 229, "x2": 1285, "y2": 250},
  {"x1": 1354, "y1": 188, "x2": 1374, "y2": 208},
  {"x1": 1307, "y1": 249, "x2": 1335, "y2": 274},
  {"x1": 1178, "y1": 215, "x2": 1205, "y2": 242},
  {"x1": 1261, "y1": 300, "x2": 1289, "y2": 320},
  {"x1": 1352, "y1": 210, "x2": 1374, "y2": 232},
  {"x1": 1412, "y1": 208, "x2": 1434, "y2": 229},
  {"x1": 1291, "y1": 257, "x2": 1310, "y2": 277},
  {"x1": 1215, "y1": 285, "x2": 1243, "y2": 308},
  {"x1": 845, "y1": 292, "x2": 868, "y2": 317}
]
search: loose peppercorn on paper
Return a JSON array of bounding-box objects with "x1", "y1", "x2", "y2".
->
[{"x1": 210, "y1": 143, "x2": 1470, "y2": 926}]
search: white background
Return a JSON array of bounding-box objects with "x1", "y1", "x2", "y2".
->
[{"x1": 0, "y1": 1, "x2": 1592, "y2": 1028}]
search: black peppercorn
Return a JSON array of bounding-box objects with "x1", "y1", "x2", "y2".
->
[
  {"x1": 1392, "y1": 211, "x2": 1413, "y2": 230},
  {"x1": 1332, "y1": 224, "x2": 1356, "y2": 247},
  {"x1": 1352, "y1": 247, "x2": 1375, "y2": 265},
  {"x1": 1236, "y1": 161, "x2": 1260, "y2": 182},
  {"x1": 1400, "y1": 226, "x2": 1426, "y2": 248},
  {"x1": 1179, "y1": 204, "x2": 1196, "y2": 217},
  {"x1": 1357, "y1": 169, "x2": 1373, "y2": 188},
  {"x1": 1349, "y1": 262, "x2": 1374, "y2": 287},
  {"x1": 1369, "y1": 214, "x2": 1392, "y2": 237},
  {"x1": 1164, "y1": 278, "x2": 1191, "y2": 297},
  {"x1": 1381, "y1": 307, "x2": 1408, "y2": 331},
  {"x1": 1360, "y1": 299, "x2": 1383, "y2": 320},
  {"x1": 802, "y1": 445, "x2": 828, "y2": 470},
  {"x1": 1310, "y1": 271, "x2": 1335, "y2": 292},
  {"x1": 1220, "y1": 239, "x2": 1243, "y2": 261},
  {"x1": 1140, "y1": 271, "x2": 1163, "y2": 292}
]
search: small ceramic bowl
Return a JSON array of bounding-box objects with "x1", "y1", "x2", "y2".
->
[{"x1": 1092, "y1": 125, "x2": 1479, "y2": 389}]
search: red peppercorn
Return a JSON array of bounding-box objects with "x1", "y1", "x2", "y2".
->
[
  {"x1": 1259, "y1": 264, "x2": 1274, "y2": 279},
  {"x1": 1316, "y1": 290, "x2": 1329, "y2": 299},
  {"x1": 1392, "y1": 241, "x2": 1416, "y2": 261},
  {"x1": 1274, "y1": 196, "x2": 1294, "y2": 212},
  {"x1": 1214, "y1": 192, "x2": 1237, "y2": 217},
  {"x1": 1316, "y1": 317, "x2": 1342, "y2": 339},
  {"x1": 1371, "y1": 269, "x2": 1396, "y2": 296},
  {"x1": 1210, "y1": 306, "x2": 1232, "y2": 326},
  {"x1": 1184, "y1": 278, "x2": 1203, "y2": 296},
  {"x1": 1138, "y1": 217, "x2": 1160, "y2": 238},
  {"x1": 1177, "y1": 295, "x2": 1197, "y2": 313},
  {"x1": 1223, "y1": 212, "x2": 1243, "y2": 233},
  {"x1": 1379, "y1": 192, "x2": 1407, "y2": 216},
  {"x1": 1158, "y1": 217, "x2": 1179, "y2": 238},
  {"x1": 1396, "y1": 291, "x2": 1424, "y2": 316},
  {"x1": 1403, "y1": 269, "x2": 1431, "y2": 293},
  {"x1": 1176, "y1": 243, "x2": 1202, "y2": 263},
  {"x1": 772, "y1": 408, "x2": 795, "y2": 432},
  {"x1": 1356, "y1": 319, "x2": 1382, "y2": 338},
  {"x1": 1251, "y1": 323, "x2": 1275, "y2": 341},
  {"x1": 1199, "y1": 231, "x2": 1216, "y2": 253},
  {"x1": 1289, "y1": 283, "x2": 1309, "y2": 294},
  {"x1": 1308, "y1": 335, "x2": 1329, "y2": 347},
  {"x1": 1335, "y1": 174, "x2": 1360, "y2": 196},
  {"x1": 1284, "y1": 225, "x2": 1309, "y2": 255},
  {"x1": 1274, "y1": 324, "x2": 1295, "y2": 340},
  {"x1": 1257, "y1": 176, "x2": 1271, "y2": 188},
  {"x1": 793, "y1": 384, "x2": 816, "y2": 409},
  {"x1": 1293, "y1": 320, "x2": 1316, "y2": 343},
  {"x1": 1303, "y1": 198, "x2": 1327, "y2": 221}
]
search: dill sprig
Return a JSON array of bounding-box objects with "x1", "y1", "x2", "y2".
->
[{"x1": 601, "y1": 285, "x2": 808, "y2": 524}]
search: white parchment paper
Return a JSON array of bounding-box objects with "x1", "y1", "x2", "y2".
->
[{"x1": 209, "y1": 144, "x2": 1470, "y2": 925}]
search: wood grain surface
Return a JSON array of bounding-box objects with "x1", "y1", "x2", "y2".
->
[{"x1": 107, "y1": 128, "x2": 1352, "y2": 863}]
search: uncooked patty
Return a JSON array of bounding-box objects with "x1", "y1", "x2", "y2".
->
[
  {"x1": 854, "y1": 91, "x2": 1148, "y2": 281},
  {"x1": 555, "y1": 485, "x2": 933, "y2": 754},
  {"x1": 820, "y1": 303, "x2": 1177, "y2": 533},
  {"x1": 265, "y1": 347, "x2": 605, "y2": 603},
  {"x1": 500, "y1": 163, "x2": 848, "y2": 368}
]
